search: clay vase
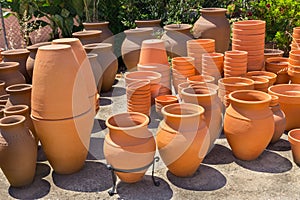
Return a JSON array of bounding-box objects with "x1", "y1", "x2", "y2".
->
[
  {"x1": 161, "y1": 24, "x2": 193, "y2": 58},
  {"x1": 32, "y1": 44, "x2": 91, "y2": 119},
  {"x1": 84, "y1": 43, "x2": 118, "y2": 92},
  {"x1": 181, "y1": 87, "x2": 222, "y2": 152},
  {"x1": 103, "y1": 112, "x2": 156, "y2": 183},
  {"x1": 1, "y1": 49, "x2": 30, "y2": 83},
  {"x1": 72, "y1": 30, "x2": 102, "y2": 45},
  {"x1": 155, "y1": 95, "x2": 179, "y2": 116},
  {"x1": 26, "y1": 42, "x2": 51, "y2": 81},
  {"x1": 82, "y1": 21, "x2": 114, "y2": 44},
  {"x1": 224, "y1": 90, "x2": 274, "y2": 160},
  {"x1": 4, "y1": 105, "x2": 38, "y2": 144},
  {"x1": 0, "y1": 62, "x2": 25, "y2": 87},
  {"x1": 0, "y1": 115, "x2": 37, "y2": 187},
  {"x1": 269, "y1": 95, "x2": 286, "y2": 143},
  {"x1": 87, "y1": 53, "x2": 103, "y2": 94},
  {"x1": 268, "y1": 84, "x2": 300, "y2": 131},
  {"x1": 193, "y1": 8, "x2": 230, "y2": 53},
  {"x1": 288, "y1": 129, "x2": 300, "y2": 165},
  {"x1": 156, "y1": 103, "x2": 210, "y2": 177},
  {"x1": 5, "y1": 84, "x2": 32, "y2": 108},
  {"x1": 0, "y1": 81, "x2": 6, "y2": 96},
  {"x1": 265, "y1": 57, "x2": 289, "y2": 84},
  {"x1": 121, "y1": 28, "x2": 155, "y2": 71},
  {"x1": 135, "y1": 19, "x2": 162, "y2": 32}
]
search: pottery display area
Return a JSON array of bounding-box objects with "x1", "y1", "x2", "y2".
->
[{"x1": 1, "y1": 17, "x2": 300, "y2": 199}]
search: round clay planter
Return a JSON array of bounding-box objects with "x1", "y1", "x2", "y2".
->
[
  {"x1": 224, "y1": 90, "x2": 274, "y2": 160},
  {"x1": 87, "y1": 53, "x2": 103, "y2": 94},
  {"x1": 1, "y1": 49, "x2": 30, "y2": 83},
  {"x1": 246, "y1": 76, "x2": 269, "y2": 93},
  {"x1": 265, "y1": 57, "x2": 289, "y2": 84},
  {"x1": 289, "y1": 58, "x2": 300, "y2": 66},
  {"x1": 264, "y1": 49, "x2": 284, "y2": 61},
  {"x1": 225, "y1": 50, "x2": 248, "y2": 61},
  {"x1": 232, "y1": 27, "x2": 265, "y2": 35},
  {"x1": 0, "y1": 81, "x2": 6, "y2": 96},
  {"x1": 31, "y1": 108, "x2": 94, "y2": 174},
  {"x1": 268, "y1": 84, "x2": 300, "y2": 131},
  {"x1": 289, "y1": 50, "x2": 300, "y2": 60},
  {"x1": 172, "y1": 57, "x2": 195, "y2": 66},
  {"x1": 161, "y1": 24, "x2": 193, "y2": 58},
  {"x1": 103, "y1": 112, "x2": 156, "y2": 183},
  {"x1": 0, "y1": 115, "x2": 37, "y2": 187},
  {"x1": 52, "y1": 38, "x2": 97, "y2": 109},
  {"x1": 233, "y1": 20, "x2": 266, "y2": 30},
  {"x1": 192, "y1": 8, "x2": 230, "y2": 53},
  {"x1": 181, "y1": 87, "x2": 222, "y2": 152},
  {"x1": 288, "y1": 66, "x2": 300, "y2": 84},
  {"x1": 138, "y1": 39, "x2": 168, "y2": 66},
  {"x1": 72, "y1": 30, "x2": 102, "y2": 45},
  {"x1": 5, "y1": 84, "x2": 32, "y2": 108},
  {"x1": 26, "y1": 42, "x2": 52, "y2": 80},
  {"x1": 0, "y1": 62, "x2": 25, "y2": 88},
  {"x1": 4, "y1": 105, "x2": 38, "y2": 144},
  {"x1": 288, "y1": 129, "x2": 300, "y2": 165},
  {"x1": 246, "y1": 71, "x2": 277, "y2": 86},
  {"x1": 82, "y1": 21, "x2": 113, "y2": 44},
  {"x1": 122, "y1": 28, "x2": 154, "y2": 71},
  {"x1": 84, "y1": 43, "x2": 118, "y2": 92},
  {"x1": 32, "y1": 44, "x2": 91, "y2": 119},
  {"x1": 155, "y1": 95, "x2": 179, "y2": 115},
  {"x1": 269, "y1": 95, "x2": 286, "y2": 143},
  {"x1": 218, "y1": 77, "x2": 255, "y2": 94},
  {"x1": 156, "y1": 103, "x2": 210, "y2": 177}
]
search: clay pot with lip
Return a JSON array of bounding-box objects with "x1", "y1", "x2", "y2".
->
[
  {"x1": 0, "y1": 115, "x2": 37, "y2": 187},
  {"x1": 1, "y1": 49, "x2": 30, "y2": 83},
  {"x1": 269, "y1": 95, "x2": 286, "y2": 143},
  {"x1": 156, "y1": 103, "x2": 210, "y2": 177},
  {"x1": 5, "y1": 84, "x2": 32, "y2": 108},
  {"x1": 155, "y1": 95, "x2": 179, "y2": 116},
  {"x1": 72, "y1": 30, "x2": 102, "y2": 45},
  {"x1": 246, "y1": 76, "x2": 269, "y2": 93},
  {"x1": 0, "y1": 62, "x2": 25, "y2": 87},
  {"x1": 103, "y1": 112, "x2": 156, "y2": 183},
  {"x1": 265, "y1": 57, "x2": 289, "y2": 84},
  {"x1": 288, "y1": 129, "x2": 300, "y2": 165},
  {"x1": 138, "y1": 39, "x2": 168, "y2": 66},
  {"x1": 246, "y1": 71, "x2": 277, "y2": 86},
  {"x1": 224, "y1": 90, "x2": 274, "y2": 160},
  {"x1": 135, "y1": 19, "x2": 162, "y2": 31},
  {"x1": 82, "y1": 21, "x2": 113, "y2": 44}
]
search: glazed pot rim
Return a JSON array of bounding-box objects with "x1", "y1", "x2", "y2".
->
[
  {"x1": 266, "y1": 57, "x2": 289, "y2": 65},
  {"x1": 288, "y1": 129, "x2": 300, "y2": 143},
  {"x1": 0, "y1": 115, "x2": 25, "y2": 127},
  {"x1": 161, "y1": 103, "x2": 205, "y2": 119},
  {"x1": 6, "y1": 83, "x2": 32, "y2": 93},
  {"x1": 135, "y1": 19, "x2": 161, "y2": 23},
  {"x1": 105, "y1": 112, "x2": 149, "y2": 131},
  {"x1": 4, "y1": 105, "x2": 29, "y2": 114},
  {"x1": 229, "y1": 90, "x2": 272, "y2": 105}
]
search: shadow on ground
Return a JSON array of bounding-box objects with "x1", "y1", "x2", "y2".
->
[
  {"x1": 167, "y1": 164, "x2": 226, "y2": 191},
  {"x1": 267, "y1": 138, "x2": 291, "y2": 151},
  {"x1": 203, "y1": 144, "x2": 235, "y2": 165},
  {"x1": 87, "y1": 137, "x2": 105, "y2": 160}
]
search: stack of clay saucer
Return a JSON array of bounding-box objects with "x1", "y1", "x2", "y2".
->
[
  {"x1": 126, "y1": 80, "x2": 151, "y2": 116},
  {"x1": 172, "y1": 57, "x2": 196, "y2": 93},
  {"x1": 232, "y1": 20, "x2": 266, "y2": 71},
  {"x1": 224, "y1": 50, "x2": 248, "y2": 77},
  {"x1": 202, "y1": 53, "x2": 224, "y2": 80},
  {"x1": 265, "y1": 57, "x2": 290, "y2": 84},
  {"x1": 187, "y1": 39, "x2": 215, "y2": 75},
  {"x1": 291, "y1": 27, "x2": 300, "y2": 51},
  {"x1": 288, "y1": 50, "x2": 300, "y2": 83}
]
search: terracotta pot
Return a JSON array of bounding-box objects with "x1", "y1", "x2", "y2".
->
[
  {"x1": 82, "y1": 21, "x2": 113, "y2": 44},
  {"x1": 225, "y1": 50, "x2": 248, "y2": 61},
  {"x1": 232, "y1": 28, "x2": 265, "y2": 35},
  {"x1": 72, "y1": 30, "x2": 102, "y2": 45},
  {"x1": 293, "y1": 27, "x2": 300, "y2": 35},
  {"x1": 0, "y1": 62, "x2": 25, "y2": 87},
  {"x1": 135, "y1": 19, "x2": 161, "y2": 28},
  {"x1": 0, "y1": 115, "x2": 37, "y2": 187},
  {"x1": 264, "y1": 49, "x2": 284, "y2": 61},
  {"x1": 289, "y1": 50, "x2": 300, "y2": 60},
  {"x1": 5, "y1": 84, "x2": 31, "y2": 108},
  {"x1": 52, "y1": 38, "x2": 97, "y2": 109},
  {"x1": 156, "y1": 103, "x2": 210, "y2": 177},
  {"x1": 218, "y1": 77, "x2": 254, "y2": 93},
  {"x1": 0, "y1": 94, "x2": 9, "y2": 105},
  {"x1": 265, "y1": 57, "x2": 289, "y2": 84},
  {"x1": 4, "y1": 105, "x2": 38, "y2": 144},
  {"x1": 288, "y1": 66, "x2": 300, "y2": 84},
  {"x1": 268, "y1": 84, "x2": 300, "y2": 131},
  {"x1": 138, "y1": 39, "x2": 168, "y2": 66},
  {"x1": 233, "y1": 20, "x2": 266, "y2": 30},
  {"x1": 87, "y1": 53, "x2": 103, "y2": 94},
  {"x1": 32, "y1": 44, "x2": 91, "y2": 119},
  {"x1": 288, "y1": 129, "x2": 300, "y2": 165},
  {"x1": 26, "y1": 42, "x2": 51, "y2": 80},
  {"x1": 246, "y1": 76, "x2": 269, "y2": 93},
  {"x1": 269, "y1": 95, "x2": 286, "y2": 143},
  {"x1": 161, "y1": 24, "x2": 193, "y2": 58},
  {"x1": 103, "y1": 112, "x2": 156, "y2": 183},
  {"x1": 31, "y1": 108, "x2": 94, "y2": 174},
  {"x1": 181, "y1": 87, "x2": 222, "y2": 152},
  {"x1": 84, "y1": 43, "x2": 118, "y2": 92},
  {"x1": 224, "y1": 90, "x2": 274, "y2": 160},
  {"x1": 246, "y1": 71, "x2": 277, "y2": 86},
  {"x1": 1, "y1": 49, "x2": 30, "y2": 83},
  {"x1": 187, "y1": 75, "x2": 215, "y2": 85},
  {"x1": 122, "y1": 28, "x2": 154, "y2": 71},
  {"x1": 0, "y1": 81, "x2": 6, "y2": 96},
  {"x1": 202, "y1": 52, "x2": 224, "y2": 78},
  {"x1": 192, "y1": 8, "x2": 230, "y2": 53},
  {"x1": 155, "y1": 95, "x2": 178, "y2": 115}
]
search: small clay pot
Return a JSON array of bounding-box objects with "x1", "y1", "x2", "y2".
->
[
  {"x1": 288, "y1": 129, "x2": 300, "y2": 165},
  {"x1": 246, "y1": 76, "x2": 269, "y2": 93},
  {"x1": 138, "y1": 39, "x2": 168, "y2": 66},
  {"x1": 5, "y1": 84, "x2": 32, "y2": 108},
  {"x1": 246, "y1": 71, "x2": 277, "y2": 86},
  {"x1": 265, "y1": 57, "x2": 289, "y2": 84},
  {"x1": 0, "y1": 62, "x2": 25, "y2": 87},
  {"x1": 269, "y1": 95, "x2": 286, "y2": 143},
  {"x1": 155, "y1": 95, "x2": 178, "y2": 115}
]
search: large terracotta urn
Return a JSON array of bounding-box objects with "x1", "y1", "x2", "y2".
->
[
  {"x1": 192, "y1": 8, "x2": 230, "y2": 53},
  {"x1": 0, "y1": 62, "x2": 25, "y2": 87},
  {"x1": 224, "y1": 90, "x2": 274, "y2": 160},
  {"x1": 156, "y1": 103, "x2": 210, "y2": 177},
  {"x1": 0, "y1": 115, "x2": 37, "y2": 187},
  {"x1": 82, "y1": 21, "x2": 114, "y2": 44},
  {"x1": 103, "y1": 112, "x2": 156, "y2": 183}
]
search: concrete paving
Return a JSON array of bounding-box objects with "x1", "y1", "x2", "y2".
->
[{"x1": 1, "y1": 76, "x2": 300, "y2": 199}]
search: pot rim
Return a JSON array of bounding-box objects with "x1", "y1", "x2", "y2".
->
[
  {"x1": 161, "y1": 103, "x2": 205, "y2": 119},
  {"x1": 6, "y1": 83, "x2": 32, "y2": 93},
  {"x1": 288, "y1": 129, "x2": 300, "y2": 143},
  {"x1": 0, "y1": 115, "x2": 25, "y2": 127},
  {"x1": 268, "y1": 84, "x2": 300, "y2": 99},
  {"x1": 4, "y1": 105, "x2": 29, "y2": 115},
  {"x1": 1, "y1": 48, "x2": 29, "y2": 56},
  {"x1": 181, "y1": 86, "x2": 217, "y2": 97},
  {"x1": 200, "y1": 7, "x2": 227, "y2": 13},
  {"x1": 229, "y1": 89, "x2": 272, "y2": 105}
]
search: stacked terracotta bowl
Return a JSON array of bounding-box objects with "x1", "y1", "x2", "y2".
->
[
  {"x1": 224, "y1": 50, "x2": 248, "y2": 77},
  {"x1": 232, "y1": 20, "x2": 266, "y2": 71},
  {"x1": 172, "y1": 57, "x2": 196, "y2": 93},
  {"x1": 245, "y1": 76, "x2": 269, "y2": 93},
  {"x1": 126, "y1": 80, "x2": 151, "y2": 116},
  {"x1": 187, "y1": 39, "x2": 215, "y2": 75},
  {"x1": 246, "y1": 71, "x2": 277, "y2": 86},
  {"x1": 265, "y1": 57, "x2": 290, "y2": 84},
  {"x1": 288, "y1": 50, "x2": 300, "y2": 83},
  {"x1": 291, "y1": 27, "x2": 300, "y2": 51},
  {"x1": 202, "y1": 53, "x2": 224, "y2": 80},
  {"x1": 155, "y1": 95, "x2": 178, "y2": 116}
]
